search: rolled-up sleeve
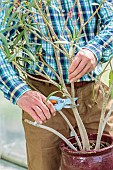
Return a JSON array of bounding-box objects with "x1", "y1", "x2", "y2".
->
[
  {"x1": 84, "y1": 0, "x2": 113, "y2": 63},
  {"x1": 0, "y1": 5, "x2": 31, "y2": 104},
  {"x1": 0, "y1": 50, "x2": 31, "y2": 104}
]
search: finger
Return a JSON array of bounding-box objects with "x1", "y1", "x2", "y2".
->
[
  {"x1": 86, "y1": 68, "x2": 92, "y2": 74},
  {"x1": 70, "y1": 63, "x2": 91, "y2": 83},
  {"x1": 68, "y1": 56, "x2": 82, "y2": 74},
  {"x1": 68, "y1": 59, "x2": 88, "y2": 80},
  {"x1": 42, "y1": 96, "x2": 56, "y2": 116},
  {"x1": 35, "y1": 99, "x2": 51, "y2": 119},
  {"x1": 28, "y1": 108, "x2": 43, "y2": 124},
  {"x1": 33, "y1": 93, "x2": 52, "y2": 118},
  {"x1": 33, "y1": 105, "x2": 47, "y2": 122}
]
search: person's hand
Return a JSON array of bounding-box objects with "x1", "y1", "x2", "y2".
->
[
  {"x1": 68, "y1": 49, "x2": 97, "y2": 83},
  {"x1": 17, "y1": 90, "x2": 56, "y2": 124}
]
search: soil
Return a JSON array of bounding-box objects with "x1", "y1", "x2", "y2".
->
[{"x1": 71, "y1": 140, "x2": 110, "y2": 151}]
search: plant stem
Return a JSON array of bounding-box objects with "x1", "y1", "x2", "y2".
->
[
  {"x1": 69, "y1": 58, "x2": 90, "y2": 150},
  {"x1": 72, "y1": 107, "x2": 90, "y2": 150},
  {"x1": 38, "y1": 55, "x2": 61, "y2": 82},
  {"x1": 59, "y1": 111, "x2": 82, "y2": 150},
  {"x1": 27, "y1": 26, "x2": 70, "y2": 58},
  {"x1": 33, "y1": 0, "x2": 69, "y2": 57},
  {"x1": 102, "y1": 104, "x2": 113, "y2": 133},
  {"x1": 95, "y1": 81, "x2": 113, "y2": 150},
  {"x1": 12, "y1": 61, "x2": 62, "y2": 88},
  {"x1": 24, "y1": 119, "x2": 77, "y2": 151}
]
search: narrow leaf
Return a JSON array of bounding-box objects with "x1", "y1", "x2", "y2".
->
[
  {"x1": 46, "y1": 91, "x2": 61, "y2": 101},
  {"x1": 7, "y1": 11, "x2": 17, "y2": 25},
  {"x1": 65, "y1": 28, "x2": 72, "y2": 39},
  {"x1": 109, "y1": 70, "x2": 113, "y2": 98},
  {"x1": 54, "y1": 41, "x2": 70, "y2": 44},
  {"x1": 3, "y1": 6, "x2": 13, "y2": 25},
  {"x1": 8, "y1": 54, "x2": 17, "y2": 62},
  {"x1": 0, "y1": 33, "x2": 10, "y2": 57},
  {"x1": 2, "y1": 45, "x2": 10, "y2": 58},
  {"x1": 24, "y1": 29, "x2": 29, "y2": 46},
  {"x1": 21, "y1": 47, "x2": 35, "y2": 62},
  {"x1": 50, "y1": 5, "x2": 60, "y2": 13},
  {"x1": 0, "y1": 25, "x2": 21, "y2": 34},
  {"x1": 109, "y1": 70, "x2": 113, "y2": 85},
  {"x1": 13, "y1": 30, "x2": 24, "y2": 46}
]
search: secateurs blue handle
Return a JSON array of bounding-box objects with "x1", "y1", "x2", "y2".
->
[
  {"x1": 33, "y1": 96, "x2": 78, "y2": 126},
  {"x1": 49, "y1": 96, "x2": 78, "y2": 111}
]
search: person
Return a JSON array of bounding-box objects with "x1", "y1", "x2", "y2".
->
[{"x1": 0, "y1": 0, "x2": 113, "y2": 170}]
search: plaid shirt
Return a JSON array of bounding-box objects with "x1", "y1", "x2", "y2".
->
[{"x1": 0, "y1": 0, "x2": 113, "y2": 104}]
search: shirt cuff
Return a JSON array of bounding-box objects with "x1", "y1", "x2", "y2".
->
[
  {"x1": 1, "y1": 75, "x2": 31, "y2": 104},
  {"x1": 83, "y1": 43, "x2": 103, "y2": 63},
  {"x1": 9, "y1": 81, "x2": 31, "y2": 104}
]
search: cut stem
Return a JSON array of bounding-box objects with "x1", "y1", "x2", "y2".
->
[{"x1": 24, "y1": 119, "x2": 77, "y2": 151}]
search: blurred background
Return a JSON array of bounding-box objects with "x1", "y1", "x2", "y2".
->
[
  {"x1": 0, "y1": 91, "x2": 27, "y2": 170},
  {"x1": 0, "y1": 61, "x2": 112, "y2": 169}
]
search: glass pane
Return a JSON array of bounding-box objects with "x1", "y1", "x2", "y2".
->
[
  {"x1": 0, "y1": 159, "x2": 27, "y2": 170},
  {"x1": 0, "y1": 92, "x2": 27, "y2": 168}
]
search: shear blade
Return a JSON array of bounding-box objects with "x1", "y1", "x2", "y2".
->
[
  {"x1": 64, "y1": 97, "x2": 78, "y2": 105},
  {"x1": 64, "y1": 105, "x2": 76, "y2": 108}
]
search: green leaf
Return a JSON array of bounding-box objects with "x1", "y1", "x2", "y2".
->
[
  {"x1": 46, "y1": 91, "x2": 61, "y2": 101},
  {"x1": 0, "y1": 33, "x2": 8, "y2": 46},
  {"x1": 54, "y1": 41, "x2": 70, "y2": 44},
  {"x1": 0, "y1": 25, "x2": 21, "y2": 34},
  {"x1": 66, "y1": 28, "x2": 72, "y2": 40},
  {"x1": 109, "y1": 70, "x2": 113, "y2": 98},
  {"x1": 2, "y1": 45, "x2": 10, "y2": 58},
  {"x1": 21, "y1": 58, "x2": 33, "y2": 65},
  {"x1": 29, "y1": 1, "x2": 36, "y2": 8},
  {"x1": 17, "y1": 56, "x2": 33, "y2": 65},
  {"x1": 50, "y1": 5, "x2": 60, "y2": 13},
  {"x1": 13, "y1": 30, "x2": 24, "y2": 46},
  {"x1": 0, "y1": 33, "x2": 10, "y2": 57},
  {"x1": 8, "y1": 54, "x2": 17, "y2": 62},
  {"x1": 35, "y1": 44, "x2": 42, "y2": 54},
  {"x1": 25, "y1": 24, "x2": 41, "y2": 37},
  {"x1": 73, "y1": 27, "x2": 79, "y2": 41},
  {"x1": 110, "y1": 90, "x2": 113, "y2": 99},
  {"x1": 2, "y1": 6, "x2": 13, "y2": 25},
  {"x1": 21, "y1": 47, "x2": 35, "y2": 62},
  {"x1": 7, "y1": 11, "x2": 18, "y2": 26},
  {"x1": 24, "y1": 29, "x2": 29, "y2": 46},
  {"x1": 29, "y1": 43, "x2": 41, "y2": 46},
  {"x1": 46, "y1": 0, "x2": 51, "y2": 5},
  {"x1": 109, "y1": 70, "x2": 113, "y2": 85}
]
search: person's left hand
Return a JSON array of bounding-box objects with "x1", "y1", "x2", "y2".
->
[{"x1": 68, "y1": 49, "x2": 97, "y2": 83}]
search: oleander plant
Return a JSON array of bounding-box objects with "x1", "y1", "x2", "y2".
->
[{"x1": 0, "y1": 1, "x2": 113, "y2": 169}]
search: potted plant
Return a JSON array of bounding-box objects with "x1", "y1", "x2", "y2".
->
[{"x1": 0, "y1": 0, "x2": 113, "y2": 169}]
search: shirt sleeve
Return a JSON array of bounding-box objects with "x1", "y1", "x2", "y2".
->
[
  {"x1": 84, "y1": 0, "x2": 113, "y2": 63},
  {"x1": 0, "y1": 5, "x2": 31, "y2": 105}
]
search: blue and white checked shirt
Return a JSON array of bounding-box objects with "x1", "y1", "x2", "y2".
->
[{"x1": 0, "y1": 0, "x2": 113, "y2": 104}]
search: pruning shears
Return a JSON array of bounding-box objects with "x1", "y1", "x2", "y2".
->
[
  {"x1": 33, "y1": 96, "x2": 78, "y2": 126},
  {"x1": 49, "y1": 96, "x2": 78, "y2": 111}
]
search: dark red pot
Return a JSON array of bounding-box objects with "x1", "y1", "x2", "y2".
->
[{"x1": 60, "y1": 134, "x2": 113, "y2": 170}]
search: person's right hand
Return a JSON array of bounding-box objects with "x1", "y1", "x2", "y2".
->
[{"x1": 17, "y1": 90, "x2": 56, "y2": 124}]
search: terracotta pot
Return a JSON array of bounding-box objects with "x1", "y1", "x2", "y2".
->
[{"x1": 60, "y1": 134, "x2": 113, "y2": 170}]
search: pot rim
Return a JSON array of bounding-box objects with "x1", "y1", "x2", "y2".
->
[{"x1": 60, "y1": 133, "x2": 113, "y2": 156}]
